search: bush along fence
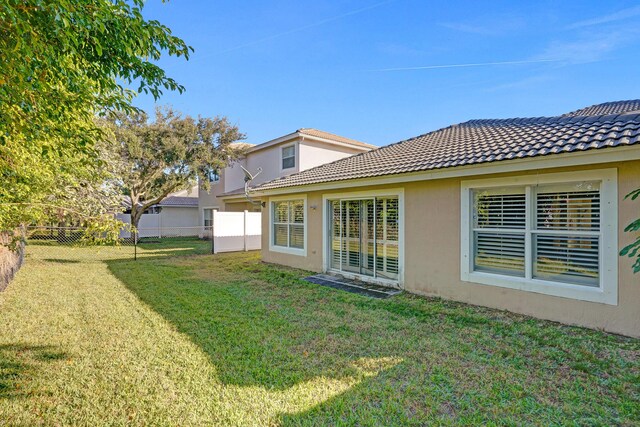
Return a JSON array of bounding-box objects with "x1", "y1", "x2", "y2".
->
[
  {"x1": 25, "y1": 226, "x2": 215, "y2": 262},
  {"x1": 0, "y1": 228, "x2": 25, "y2": 291},
  {"x1": 24, "y1": 217, "x2": 260, "y2": 260}
]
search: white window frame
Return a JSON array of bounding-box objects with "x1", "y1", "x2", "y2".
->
[
  {"x1": 322, "y1": 188, "x2": 405, "y2": 288},
  {"x1": 269, "y1": 195, "x2": 307, "y2": 256},
  {"x1": 461, "y1": 168, "x2": 618, "y2": 305},
  {"x1": 281, "y1": 144, "x2": 296, "y2": 171},
  {"x1": 202, "y1": 207, "x2": 218, "y2": 227}
]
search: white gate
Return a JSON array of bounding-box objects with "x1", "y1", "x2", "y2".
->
[{"x1": 212, "y1": 210, "x2": 262, "y2": 253}]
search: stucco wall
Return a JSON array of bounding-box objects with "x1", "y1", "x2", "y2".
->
[
  {"x1": 201, "y1": 136, "x2": 370, "y2": 216},
  {"x1": 261, "y1": 160, "x2": 640, "y2": 337},
  {"x1": 224, "y1": 201, "x2": 262, "y2": 212},
  {"x1": 198, "y1": 185, "x2": 223, "y2": 219},
  {"x1": 246, "y1": 140, "x2": 300, "y2": 187},
  {"x1": 298, "y1": 139, "x2": 369, "y2": 171},
  {"x1": 198, "y1": 165, "x2": 226, "y2": 221},
  {"x1": 159, "y1": 206, "x2": 200, "y2": 229},
  {"x1": 224, "y1": 159, "x2": 249, "y2": 193}
]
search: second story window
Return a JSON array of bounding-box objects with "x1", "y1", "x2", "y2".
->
[
  {"x1": 208, "y1": 170, "x2": 220, "y2": 183},
  {"x1": 282, "y1": 145, "x2": 295, "y2": 169}
]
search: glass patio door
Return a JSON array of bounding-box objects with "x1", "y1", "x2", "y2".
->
[
  {"x1": 343, "y1": 200, "x2": 361, "y2": 274},
  {"x1": 329, "y1": 197, "x2": 399, "y2": 281}
]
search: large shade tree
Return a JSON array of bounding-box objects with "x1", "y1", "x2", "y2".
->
[
  {"x1": 0, "y1": 0, "x2": 192, "y2": 233},
  {"x1": 104, "y1": 107, "x2": 245, "y2": 230}
]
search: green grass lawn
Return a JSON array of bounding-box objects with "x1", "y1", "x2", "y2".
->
[{"x1": 1, "y1": 241, "x2": 639, "y2": 426}]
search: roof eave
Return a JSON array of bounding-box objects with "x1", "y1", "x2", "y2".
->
[
  {"x1": 246, "y1": 132, "x2": 299, "y2": 154},
  {"x1": 298, "y1": 133, "x2": 376, "y2": 151},
  {"x1": 220, "y1": 193, "x2": 251, "y2": 201}
]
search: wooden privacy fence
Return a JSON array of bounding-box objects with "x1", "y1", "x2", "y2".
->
[{"x1": 212, "y1": 210, "x2": 261, "y2": 254}]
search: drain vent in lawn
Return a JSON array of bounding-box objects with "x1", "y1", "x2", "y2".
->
[{"x1": 303, "y1": 274, "x2": 402, "y2": 299}]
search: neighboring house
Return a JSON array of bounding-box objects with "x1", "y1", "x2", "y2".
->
[
  {"x1": 198, "y1": 128, "x2": 375, "y2": 226},
  {"x1": 253, "y1": 100, "x2": 640, "y2": 337},
  {"x1": 118, "y1": 186, "x2": 200, "y2": 237}
]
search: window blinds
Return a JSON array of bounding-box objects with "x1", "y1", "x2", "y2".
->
[
  {"x1": 534, "y1": 186, "x2": 600, "y2": 286},
  {"x1": 272, "y1": 200, "x2": 304, "y2": 249},
  {"x1": 473, "y1": 190, "x2": 526, "y2": 277},
  {"x1": 472, "y1": 182, "x2": 601, "y2": 287}
]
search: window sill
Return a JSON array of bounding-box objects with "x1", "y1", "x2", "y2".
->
[
  {"x1": 269, "y1": 245, "x2": 306, "y2": 257},
  {"x1": 462, "y1": 271, "x2": 617, "y2": 305}
]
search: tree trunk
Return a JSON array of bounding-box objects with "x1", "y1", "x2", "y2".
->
[{"x1": 130, "y1": 206, "x2": 144, "y2": 233}]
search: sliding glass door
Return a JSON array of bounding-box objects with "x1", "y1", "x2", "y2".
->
[{"x1": 329, "y1": 197, "x2": 399, "y2": 281}]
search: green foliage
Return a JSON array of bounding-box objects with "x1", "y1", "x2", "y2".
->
[
  {"x1": 620, "y1": 188, "x2": 640, "y2": 273},
  {"x1": 104, "y1": 107, "x2": 246, "y2": 228},
  {"x1": 0, "y1": 0, "x2": 192, "y2": 235}
]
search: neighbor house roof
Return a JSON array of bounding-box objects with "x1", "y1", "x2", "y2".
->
[
  {"x1": 296, "y1": 128, "x2": 376, "y2": 149},
  {"x1": 231, "y1": 142, "x2": 256, "y2": 149},
  {"x1": 255, "y1": 100, "x2": 640, "y2": 191},
  {"x1": 246, "y1": 128, "x2": 376, "y2": 154},
  {"x1": 157, "y1": 196, "x2": 198, "y2": 207}
]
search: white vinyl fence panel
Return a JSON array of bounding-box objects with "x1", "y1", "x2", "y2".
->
[
  {"x1": 213, "y1": 211, "x2": 262, "y2": 253},
  {"x1": 116, "y1": 211, "x2": 261, "y2": 253},
  {"x1": 244, "y1": 212, "x2": 262, "y2": 251},
  {"x1": 117, "y1": 210, "x2": 202, "y2": 238}
]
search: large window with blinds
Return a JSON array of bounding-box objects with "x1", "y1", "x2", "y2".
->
[
  {"x1": 270, "y1": 198, "x2": 305, "y2": 254},
  {"x1": 461, "y1": 170, "x2": 618, "y2": 305}
]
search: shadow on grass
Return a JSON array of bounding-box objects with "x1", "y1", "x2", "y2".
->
[
  {"x1": 0, "y1": 344, "x2": 69, "y2": 400},
  {"x1": 106, "y1": 252, "x2": 640, "y2": 424},
  {"x1": 106, "y1": 253, "x2": 406, "y2": 392},
  {"x1": 42, "y1": 258, "x2": 81, "y2": 264}
]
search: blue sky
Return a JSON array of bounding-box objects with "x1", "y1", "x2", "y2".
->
[{"x1": 136, "y1": 0, "x2": 640, "y2": 146}]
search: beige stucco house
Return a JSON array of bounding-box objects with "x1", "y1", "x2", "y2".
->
[
  {"x1": 253, "y1": 100, "x2": 640, "y2": 337},
  {"x1": 198, "y1": 128, "x2": 375, "y2": 226}
]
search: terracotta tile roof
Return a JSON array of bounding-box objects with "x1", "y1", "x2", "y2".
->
[
  {"x1": 563, "y1": 100, "x2": 640, "y2": 117},
  {"x1": 297, "y1": 128, "x2": 377, "y2": 149},
  {"x1": 255, "y1": 101, "x2": 640, "y2": 191}
]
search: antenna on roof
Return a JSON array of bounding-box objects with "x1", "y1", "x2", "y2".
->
[{"x1": 241, "y1": 166, "x2": 264, "y2": 207}]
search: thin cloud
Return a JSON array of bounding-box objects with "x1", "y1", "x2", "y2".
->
[
  {"x1": 532, "y1": 28, "x2": 639, "y2": 64},
  {"x1": 376, "y1": 42, "x2": 426, "y2": 57},
  {"x1": 369, "y1": 59, "x2": 560, "y2": 72},
  {"x1": 439, "y1": 14, "x2": 526, "y2": 36},
  {"x1": 485, "y1": 74, "x2": 556, "y2": 92},
  {"x1": 439, "y1": 22, "x2": 498, "y2": 36},
  {"x1": 566, "y1": 5, "x2": 640, "y2": 29},
  {"x1": 214, "y1": 0, "x2": 397, "y2": 55}
]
